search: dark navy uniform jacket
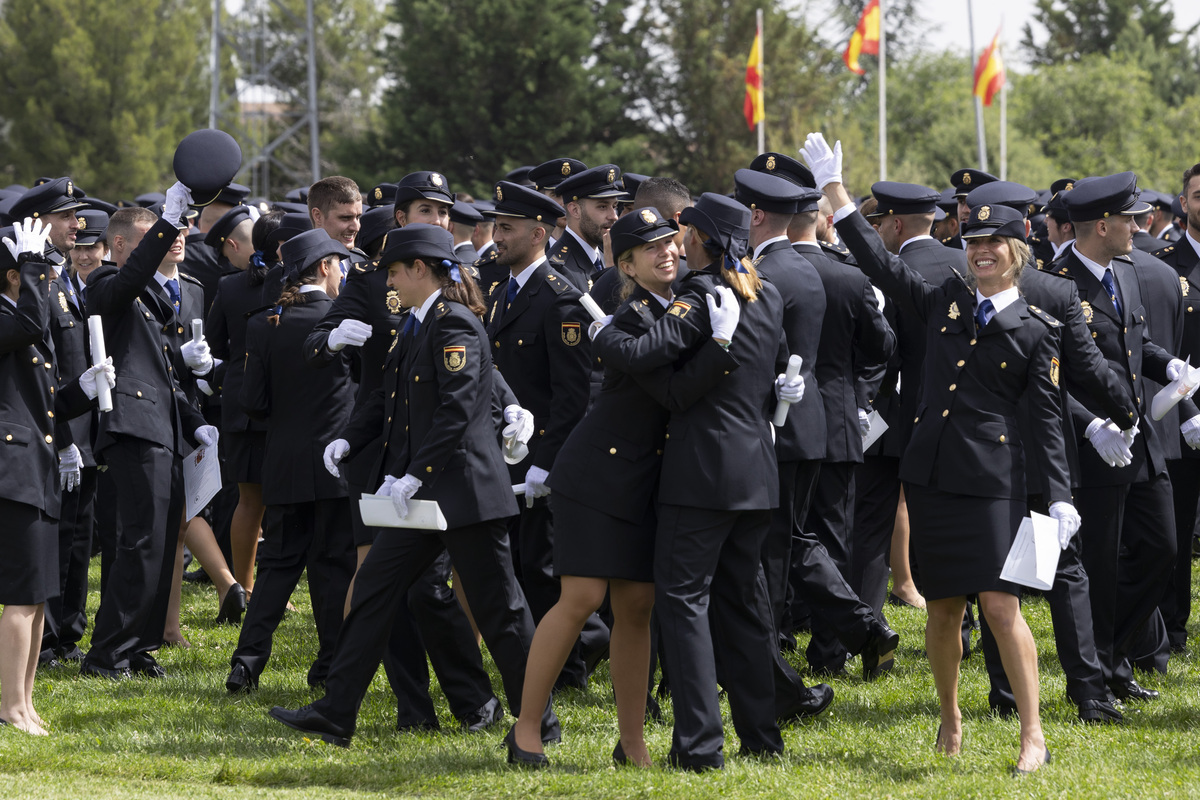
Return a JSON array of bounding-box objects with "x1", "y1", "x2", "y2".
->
[
  {"x1": 592, "y1": 264, "x2": 788, "y2": 511},
  {"x1": 1154, "y1": 237, "x2": 1200, "y2": 460},
  {"x1": 206, "y1": 269, "x2": 270, "y2": 435},
  {"x1": 547, "y1": 230, "x2": 600, "y2": 293},
  {"x1": 242, "y1": 292, "x2": 353, "y2": 506},
  {"x1": 838, "y1": 211, "x2": 1071, "y2": 505},
  {"x1": 84, "y1": 218, "x2": 207, "y2": 456},
  {"x1": 48, "y1": 267, "x2": 95, "y2": 466},
  {"x1": 342, "y1": 297, "x2": 519, "y2": 529}
]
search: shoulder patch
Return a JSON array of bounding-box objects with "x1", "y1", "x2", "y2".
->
[
  {"x1": 434, "y1": 300, "x2": 451, "y2": 319},
  {"x1": 667, "y1": 300, "x2": 692, "y2": 318},
  {"x1": 560, "y1": 322, "x2": 581, "y2": 346},
  {"x1": 1028, "y1": 304, "x2": 1060, "y2": 327},
  {"x1": 1050, "y1": 357, "x2": 1060, "y2": 387},
  {"x1": 443, "y1": 346, "x2": 466, "y2": 371}
]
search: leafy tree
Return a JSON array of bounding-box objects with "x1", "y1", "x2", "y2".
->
[
  {"x1": 1020, "y1": 0, "x2": 1185, "y2": 65},
  {"x1": 0, "y1": 0, "x2": 209, "y2": 201}
]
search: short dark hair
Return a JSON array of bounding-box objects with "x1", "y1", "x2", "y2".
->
[
  {"x1": 1183, "y1": 163, "x2": 1200, "y2": 197},
  {"x1": 633, "y1": 177, "x2": 692, "y2": 219},
  {"x1": 107, "y1": 206, "x2": 159, "y2": 244},
  {"x1": 308, "y1": 176, "x2": 361, "y2": 218}
]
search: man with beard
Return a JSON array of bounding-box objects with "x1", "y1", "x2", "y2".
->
[{"x1": 549, "y1": 165, "x2": 625, "y2": 292}]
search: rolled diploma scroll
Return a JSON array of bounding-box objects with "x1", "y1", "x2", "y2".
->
[
  {"x1": 579, "y1": 293, "x2": 606, "y2": 322},
  {"x1": 772, "y1": 354, "x2": 804, "y2": 427},
  {"x1": 192, "y1": 319, "x2": 204, "y2": 344},
  {"x1": 87, "y1": 315, "x2": 113, "y2": 412}
]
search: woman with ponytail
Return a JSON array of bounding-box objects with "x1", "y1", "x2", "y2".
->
[
  {"x1": 223, "y1": 229, "x2": 358, "y2": 693},
  {"x1": 590, "y1": 192, "x2": 808, "y2": 770}
]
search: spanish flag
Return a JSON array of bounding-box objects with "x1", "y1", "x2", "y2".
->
[
  {"x1": 973, "y1": 28, "x2": 1005, "y2": 106},
  {"x1": 843, "y1": 0, "x2": 881, "y2": 76},
  {"x1": 744, "y1": 30, "x2": 764, "y2": 131}
]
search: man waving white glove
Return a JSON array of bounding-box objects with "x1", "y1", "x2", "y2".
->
[{"x1": 799, "y1": 133, "x2": 844, "y2": 190}]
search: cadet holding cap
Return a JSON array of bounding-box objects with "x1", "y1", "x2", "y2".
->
[
  {"x1": 269, "y1": 223, "x2": 559, "y2": 748},
  {"x1": 550, "y1": 164, "x2": 626, "y2": 292},
  {"x1": 1056, "y1": 171, "x2": 1182, "y2": 705}
]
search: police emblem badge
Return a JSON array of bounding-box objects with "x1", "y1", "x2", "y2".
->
[
  {"x1": 561, "y1": 322, "x2": 581, "y2": 346},
  {"x1": 948, "y1": 301, "x2": 960, "y2": 320},
  {"x1": 1050, "y1": 357, "x2": 1060, "y2": 388},
  {"x1": 1080, "y1": 300, "x2": 1093, "y2": 323},
  {"x1": 386, "y1": 291, "x2": 401, "y2": 314},
  {"x1": 667, "y1": 300, "x2": 691, "y2": 318},
  {"x1": 58, "y1": 291, "x2": 69, "y2": 313},
  {"x1": 640, "y1": 209, "x2": 656, "y2": 224},
  {"x1": 1182, "y1": 277, "x2": 1190, "y2": 297},
  {"x1": 977, "y1": 205, "x2": 991, "y2": 221},
  {"x1": 443, "y1": 346, "x2": 466, "y2": 371}
]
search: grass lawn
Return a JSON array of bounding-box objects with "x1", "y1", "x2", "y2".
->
[{"x1": 3, "y1": 558, "x2": 1200, "y2": 799}]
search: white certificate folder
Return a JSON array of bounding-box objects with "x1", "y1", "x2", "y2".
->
[
  {"x1": 358, "y1": 494, "x2": 448, "y2": 531},
  {"x1": 999, "y1": 511, "x2": 1060, "y2": 591}
]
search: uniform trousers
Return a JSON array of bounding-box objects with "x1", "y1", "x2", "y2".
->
[
  {"x1": 1162, "y1": 458, "x2": 1200, "y2": 649},
  {"x1": 978, "y1": 496, "x2": 1109, "y2": 708},
  {"x1": 1075, "y1": 473, "x2": 1177, "y2": 683},
  {"x1": 849, "y1": 455, "x2": 901, "y2": 622},
  {"x1": 803, "y1": 462, "x2": 859, "y2": 670},
  {"x1": 765, "y1": 460, "x2": 819, "y2": 635},
  {"x1": 94, "y1": 466, "x2": 118, "y2": 595},
  {"x1": 42, "y1": 465, "x2": 97, "y2": 660},
  {"x1": 85, "y1": 436, "x2": 182, "y2": 671},
  {"x1": 656, "y1": 504, "x2": 782, "y2": 769},
  {"x1": 230, "y1": 499, "x2": 356, "y2": 685},
  {"x1": 312, "y1": 518, "x2": 558, "y2": 737}
]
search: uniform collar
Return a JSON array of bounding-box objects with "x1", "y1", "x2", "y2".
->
[
  {"x1": 564, "y1": 227, "x2": 599, "y2": 262},
  {"x1": 1187, "y1": 230, "x2": 1200, "y2": 261},
  {"x1": 1052, "y1": 238, "x2": 1075, "y2": 260},
  {"x1": 1070, "y1": 243, "x2": 1113, "y2": 281},
  {"x1": 753, "y1": 234, "x2": 790, "y2": 261},
  {"x1": 899, "y1": 234, "x2": 935, "y2": 253},
  {"x1": 153, "y1": 268, "x2": 179, "y2": 287},
  {"x1": 412, "y1": 288, "x2": 443, "y2": 324},
  {"x1": 977, "y1": 285, "x2": 1019, "y2": 314}
]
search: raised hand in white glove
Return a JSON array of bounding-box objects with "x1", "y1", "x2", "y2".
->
[
  {"x1": 59, "y1": 444, "x2": 82, "y2": 492},
  {"x1": 588, "y1": 315, "x2": 613, "y2": 341},
  {"x1": 707, "y1": 286, "x2": 741, "y2": 343},
  {"x1": 1085, "y1": 417, "x2": 1132, "y2": 467},
  {"x1": 79, "y1": 357, "x2": 116, "y2": 401},
  {"x1": 194, "y1": 425, "x2": 219, "y2": 448},
  {"x1": 1167, "y1": 358, "x2": 1188, "y2": 382},
  {"x1": 858, "y1": 408, "x2": 872, "y2": 437},
  {"x1": 775, "y1": 372, "x2": 805, "y2": 404},
  {"x1": 162, "y1": 181, "x2": 193, "y2": 226},
  {"x1": 1182, "y1": 415, "x2": 1200, "y2": 450},
  {"x1": 799, "y1": 133, "x2": 844, "y2": 190},
  {"x1": 1049, "y1": 501, "x2": 1082, "y2": 550},
  {"x1": 181, "y1": 338, "x2": 214, "y2": 375},
  {"x1": 327, "y1": 318, "x2": 373, "y2": 352},
  {"x1": 387, "y1": 474, "x2": 422, "y2": 519},
  {"x1": 524, "y1": 465, "x2": 550, "y2": 509},
  {"x1": 324, "y1": 438, "x2": 350, "y2": 477},
  {"x1": 2, "y1": 217, "x2": 53, "y2": 259}
]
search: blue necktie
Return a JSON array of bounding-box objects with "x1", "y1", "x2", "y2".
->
[
  {"x1": 165, "y1": 278, "x2": 181, "y2": 313},
  {"x1": 402, "y1": 314, "x2": 420, "y2": 339},
  {"x1": 1101, "y1": 269, "x2": 1122, "y2": 317},
  {"x1": 594, "y1": 256, "x2": 605, "y2": 273},
  {"x1": 506, "y1": 278, "x2": 519, "y2": 308},
  {"x1": 976, "y1": 298, "x2": 995, "y2": 329}
]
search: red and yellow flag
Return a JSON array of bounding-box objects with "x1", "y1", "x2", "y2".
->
[
  {"x1": 744, "y1": 30, "x2": 764, "y2": 131},
  {"x1": 843, "y1": 0, "x2": 881, "y2": 75},
  {"x1": 974, "y1": 28, "x2": 1006, "y2": 106}
]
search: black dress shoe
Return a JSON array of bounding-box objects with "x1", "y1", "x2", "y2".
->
[
  {"x1": 1011, "y1": 747, "x2": 1052, "y2": 776},
  {"x1": 989, "y1": 701, "x2": 1018, "y2": 720},
  {"x1": 225, "y1": 663, "x2": 257, "y2": 694},
  {"x1": 268, "y1": 705, "x2": 352, "y2": 747},
  {"x1": 503, "y1": 726, "x2": 548, "y2": 767},
  {"x1": 1077, "y1": 698, "x2": 1123, "y2": 725},
  {"x1": 1109, "y1": 679, "x2": 1159, "y2": 702},
  {"x1": 396, "y1": 719, "x2": 440, "y2": 733},
  {"x1": 779, "y1": 682, "x2": 834, "y2": 723},
  {"x1": 38, "y1": 658, "x2": 65, "y2": 670},
  {"x1": 58, "y1": 645, "x2": 84, "y2": 663},
  {"x1": 613, "y1": 740, "x2": 627, "y2": 765},
  {"x1": 215, "y1": 583, "x2": 247, "y2": 625},
  {"x1": 460, "y1": 696, "x2": 504, "y2": 733},
  {"x1": 666, "y1": 749, "x2": 722, "y2": 772},
  {"x1": 132, "y1": 662, "x2": 167, "y2": 679},
  {"x1": 182, "y1": 567, "x2": 211, "y2": 584},
  {"x1": 79, "y1": 661, "x2": 132, "y2": 680},
  {"x1": 861, "y1": 622, "x2": 900, "y2": 681}
]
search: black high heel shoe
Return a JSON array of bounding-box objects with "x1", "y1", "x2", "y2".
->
[
  {"x1": 504, "y1": 726, "x2": 548, "y2": 768},
  {"x1": 613, "y1": 740, "x2": 627, "y2": 765}
]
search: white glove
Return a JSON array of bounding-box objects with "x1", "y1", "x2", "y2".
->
[
  {"x1": 858, "y1": 408, "x2": 872, "y2": 437},
  {"x1": 588, "y1": 315, "x2": 613, "y2": 341},
  {"x1": 59, "y1": 444, "x2": 82, "y2": 492},
  {"x1": 707, "y1": 286, "x2": 741, "y2": 342},
  {"x1": 799, "y1": 133, "x2": 844, "y2": 190},
  {"x1": 1122, "y1": 420, "x2": 1139, "y2": 448},
  {"x1": 376, "y1": 474, "x2": 398, "y2": 496},
  {"x1": 524, "y1": 465, "x2": 550, "y2": 508},
  {"x1": 1167, "y1": 358, "x2": 1187, "y2": 382},
  {"x1": 1049, "y1": 501, "x2": 1082, "y2": 550},
  {"x1": 386, "y1": 474, "x2": 422, "y2": 519},
  {"x1": 323, "y1": 439, "x2": 350, "y2": 477},
  {"x1": 2, "y1": 217, "x2": 53, "y2": 259},
  {"x1": 775, "y1": 372, "x2": 805, "y2": 404},
  {"x1": 1182, "y1": 415, "x2": 1200, "y2": 450},
  {"x1": 181, "y1": 338, "x2": 213, "y2": 375},
  {"x1": 1085, "y1": 417, "x2": 1132, "y2": 467},
  {"x1": 196, "y1": 378, "x2": 214, "y2": 397},
  {"x1": 163, "y1": 181, "x2": 193, "y2": 226},
  {"x1": 502, "y1": 404, "x2": 534, "y2": 464},
  {"x1": 327, "y1": 319, "x2": 373, "y2": 352},
  {"x1": 194, "y1": 425, "x2": 219, "y2": 448},
  {"x1": 79, "y1": 357, "x2": 116, "y2": 401}
]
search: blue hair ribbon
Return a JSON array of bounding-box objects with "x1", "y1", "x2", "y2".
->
[{"x1": 444, "y1": 260, "x2": 463, "y2": 283}]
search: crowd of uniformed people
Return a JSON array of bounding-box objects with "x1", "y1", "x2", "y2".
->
[{"x1": 2, "y1": 129, "x2": 1200, "y2": 777}]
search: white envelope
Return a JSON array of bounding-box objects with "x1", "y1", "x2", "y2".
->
[
  {"x1": 999, "y1": 512, "x2": 1060, "y2": 591},
  {"x1": 862, "y1": 409, "x2": 889, "y2": 450},
  {"x1": 358, "y1": 494, "x2": 447, "y2": 531}
]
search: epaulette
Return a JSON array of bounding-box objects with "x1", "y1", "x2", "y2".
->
[
  {"x1": 434, "y1": 299, "x2": 451, "y2": 319},
  {"x1": 631, "y1": 297, "x2": 657, "y2": 326},
  {"x1": 940, "y1": 236, "x2": 955, "y2": 245},
  {"x1": 1113, "y1": 254, "x2": 1134, "y2": 265},
  {"x1": 548, "y1": 245, "x2": 568, "y2": 266},
  {"x1": 1027, "y1": 304, "x2": 1060, "y2": 327},
  {"x1": 820, "y1": 240, "x2": 851, "y2": 257},
  {"x1": 179, "y1": 271, "x2": 204, "y2": 287},
  {"x1": 462, "y1": 263, "x2": 480, "y2": 281},
  {"x1": 544, "y1": 272, "x2": 571, "y2": 295},
  {"x1": 1153, "y1": 245, "x2": 1176, "y2": 258},
  {"x1": 473, "y1": 249, "x2": 498, "y2": 266},
  {"x1": 352, "y1": 261, "x2": 378, "y2": 275}
]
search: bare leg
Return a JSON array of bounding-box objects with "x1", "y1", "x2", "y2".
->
[
  {"x1": 512, "y1": 575, "x2": 608, "y2": 755},
  {"x1": 183, "y1": 515, "x2": 237, "y2": 603},
  {"x1": 0, "y1": 604, "x2": 48, "y2": 735},
  {"x1": 345, "y1": 544, "x2": 371, "y2": 618},
  {"x1": 26, "y1": 605, "x2": 45, "y2": 727},
  {"x1": 609, "y1": 579, "x2": 654, "y2": 767},
  {"x1": 890, "y1": 488, "x2": 925, "y2": 608},
  {"x1": 451, "y1": 565, "x2": 482, "y2": 646},
  {"x1": 926, "y1": 596, "x2": 966, "y2": 755},
  {"x1": 164, "y1": 538, "x2": 188, "y2": 646},
  {"x1": 979, "y1": 590, "x2": 1047, "y2": 772},
  {"x1": 230, "y1": 482, "x2": 264, "y2": 595}
]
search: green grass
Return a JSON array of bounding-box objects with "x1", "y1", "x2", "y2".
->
[{"x1": 4, "y1": 560, "x2": 1200, "y2": 799}]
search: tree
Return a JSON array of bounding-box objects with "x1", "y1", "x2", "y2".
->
[
  {"x1": 0, "y1": 0, "x2": 209, "y2": 200},
  {"x1": 1020, "y1": 0, "x2": 1184, "y2": 65}
]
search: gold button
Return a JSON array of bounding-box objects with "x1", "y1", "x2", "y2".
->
[
  {"x1": 1189, "y1": 307, "x2": 1194, "y2": 312},
  {"x1": 39, "y1": 273, "x2": 46, "y2": 280},
  {"x1": 956, "y1": 360, "x2": 965, "y2": 367},
  {"x1": 724, "y1": 370, "x2": 730, "y2": 375},
  {"x1": 999, "y1": 435, "x2": 1006, "y2": 443},
  {"x1": 1092, "y1": 331, "x2": 1098, "y2": 339},
  {"x1": 940, "y1": 326, "x2": 947, "y2": 332},
  {"x1": 414, "y1": 375, "x2": 420, "y2": 382},
  {"x1": 157, "y1": 232, "x2": 163, "y2": 239},
  {"x1": 949, "y1": 383, "x2": 956, "y2": 391},
  {"x1": 656, "y1": 449, "x2": 663, "y2": 455},
  {"x1": 1124, "y1": 327, "x2": 1128, "y2": 333},
  {"x1": 136, "y1": 391, "x2": 143, "y2": 398},
  {"x1": 387, "y1": 416, "x2": 392, "y2": 423},
  {"x1": 49, "y1": 387, "x2": 54, "y2": 394},
  {"x1": 390, "y1": 329, "x2": 397, "y2": 336},
  {"x1": 4, "y1": 435, "x2": 11, "y2": 441},
  {"x1": 425, "y1": 466, "x2": 433, "y2": 473},
  {"x1": 494, "y1": 341, "x2": 500, "y2": 348},
  {"x1": 45, "y1": 435, "x2": 53, "y2": 443},
  {"x1": 942, "y1": 409, "x2": 949, "y2": 417},
  {"x1": 178, "y1": 326, "x2": 184, "y2": 334},
  {"x1": 538, "y1": 429, "x2": 545, "y2": 436},
  {"x1": 391, "y1": 392, "x2": 396, "y2": 398},
  {"x1": 518, "y1": 339, "x2": 523, "y2": 345},
  {"x1": 609, "y1": 447, "x2": 617, "y2": 455},
  {"x1": 1132, "y1": 373, "x2": 1136, "y2": 379},
  {"x1": 314, "y1": 348, "x2": 319, "y2": 354},
  {"x1": 1127, "y1": 350, "x2": 1132, "y2": 356},
  {"x1": 914, "y1": 417, "x2": 919, "y2": 423},
  {"x1": 69, "y1": 321, "x2": 73, "y2": 327},
  {"x1": 969, "y1": 339, "x2": 977, "y2": 346},
  {"x1": 44, "y1": 363, "x2": 51, "y2": 369},
  {"x1": 1000, "y1": 362, "x2": 1007, "y2": 369},
  {"x1": 47, "y1": 411, "x2": 53, "y2": 418}
]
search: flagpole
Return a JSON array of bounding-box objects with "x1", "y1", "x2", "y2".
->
[
  {"x1": 966, "y1": 0, "x2": 988, "y2": 172},
  {"x1": 999, "y1": 80, "x2": 1007, "y2": 181},
  {"x1": 756, "y1": 7, "x2": 765, "y2": 155},
  {"x1": 878, "y1": 0, "x2": 886, "y2": 180}
]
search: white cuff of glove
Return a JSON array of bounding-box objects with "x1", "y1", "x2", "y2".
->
[
  {"x1": 324, "y1": 439, "x2": 350, "y2": 477},
  {"x1": 1167, "y1": 358, "x2": 1187, "y2": 382},
  {"x1": 1084, "y1": 417, "x2": 1106, "y2": 440}
]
